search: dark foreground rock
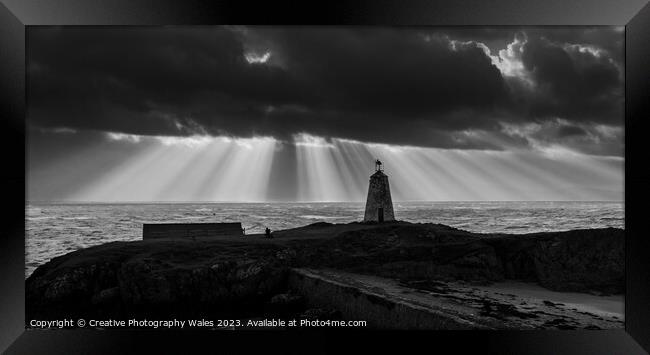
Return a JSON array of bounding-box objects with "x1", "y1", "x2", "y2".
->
[
  {"x1": 26, "y1": 221, "x2": 623, "y2": 323},
  {"x1": 290, "y1": 223, "x2": 623, "y2": 295},
  {"x1": 27, "y1": 241, "x2": 290, "y2": 320}
]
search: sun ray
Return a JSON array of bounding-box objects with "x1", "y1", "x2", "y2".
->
[{"x1": 51, "y1": 131, "x2": 623, "y2": 203}]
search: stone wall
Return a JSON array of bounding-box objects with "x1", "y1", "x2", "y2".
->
[
  {"x1": 288, "y1": 268, "x2": 488, "y2": 329},
  {"x1": 142, "y1": 223, "x2": 243, "y2": 239}
]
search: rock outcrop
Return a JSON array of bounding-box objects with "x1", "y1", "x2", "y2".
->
[
  {"x1": 26, "y1": 221, "x2": 623, "y2": 323},
  {"x1": 27, "y1": 240, "x2": 289, "y2": 320},
  {"x1": 485, "y1": 228, "x2": 624, "y2": 294},
  {"x1": 295, "y1": 223, "x2": 624, "y2": 295}
]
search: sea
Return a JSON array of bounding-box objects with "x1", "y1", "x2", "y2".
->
[{"x1": 25, "y1": 201, "x2": 624, "y2": 278}]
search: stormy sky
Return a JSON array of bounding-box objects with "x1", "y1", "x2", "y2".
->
[{"x1": 27, "y1": 26, "x2": 624, "y2": 202}]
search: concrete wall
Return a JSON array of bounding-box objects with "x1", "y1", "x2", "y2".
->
[
  {"x1": 142, "y1": 223, "x2": 243, "y2": 240},
  {"x1": 288, "y1": 269, "x2": 487, "y2": 329}
]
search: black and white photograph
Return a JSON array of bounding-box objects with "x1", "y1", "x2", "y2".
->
[{"x1": 25, "y1": 26, "x2": 624, "y2": 330}]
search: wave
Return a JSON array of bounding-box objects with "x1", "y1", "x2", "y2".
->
[{"x1": 299, "y1": 215, "x2": 339, "y2": 219}]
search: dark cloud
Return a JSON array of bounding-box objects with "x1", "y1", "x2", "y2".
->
[
  {"x1": 518, "y1": 35, "x2": 622, "y2": 124},
  {"x1": 256, "y1": 28, "x2": 509, "y2": 116},
  {"x1": 436, "y1": 27, "x2": 623, "y2": 58},
  {"x1": 556, "y1": 124, "x2": 589, "y2": 138},
  {"x1": 27, "y1": 26, "x2": 624, "y2": 155}
]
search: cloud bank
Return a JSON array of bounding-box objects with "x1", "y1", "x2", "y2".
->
[{"x1": 28, "y1": 26, "x2": 624, "y2": 156}]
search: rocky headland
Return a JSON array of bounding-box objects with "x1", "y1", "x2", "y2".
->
[{"x1": 26, "y1": 221, "x2": 624, "y2": 329}]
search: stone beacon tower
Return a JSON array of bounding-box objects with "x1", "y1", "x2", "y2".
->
[{"x1": 363, "y1": 159, "x2": 395, "y2": 222}]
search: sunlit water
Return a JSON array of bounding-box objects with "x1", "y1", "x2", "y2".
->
[{"x1": 25, "y1": 201, "x2": 623, "y2": 278}]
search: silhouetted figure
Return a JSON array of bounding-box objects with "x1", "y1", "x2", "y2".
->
[{"x1": 265, "y1": 227, "x2": 272, "y2": 239}]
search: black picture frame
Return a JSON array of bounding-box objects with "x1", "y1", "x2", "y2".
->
[{"x1": 1, "y1": 0, "x2": 649, "y2": 353}]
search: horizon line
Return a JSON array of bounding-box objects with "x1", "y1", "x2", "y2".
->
[{"x1": 26, "y1": 199, "x2": 625, "y2": 205}]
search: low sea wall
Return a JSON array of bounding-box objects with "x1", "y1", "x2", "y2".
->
[
  {"x1": 288, "y1": 268, "x2": 490, "y2": 329},
  {"x1": 142, "y1": 222, "x2": 243, "y2": 239}
]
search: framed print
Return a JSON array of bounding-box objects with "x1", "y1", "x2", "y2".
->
[{"x1": 1, "y1": 0, "x2": 649, "y2": 353}]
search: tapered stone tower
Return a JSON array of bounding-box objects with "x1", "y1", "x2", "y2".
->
[{"x1": 363, "y1": 159, "x2": 395, "y2": 222}]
